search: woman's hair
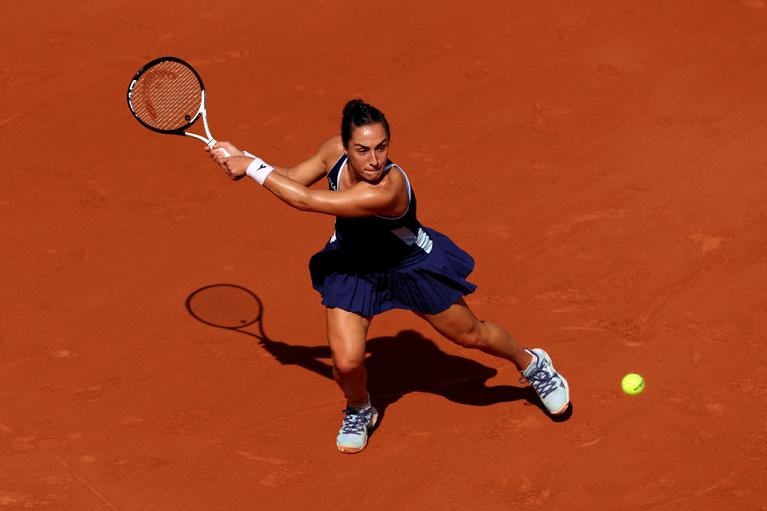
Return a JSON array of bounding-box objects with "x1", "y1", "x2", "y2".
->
[{"x1": 341, "y1": 99, "x2": 390, "y2": 148}]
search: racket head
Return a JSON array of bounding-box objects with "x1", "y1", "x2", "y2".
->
[
  {"x1": 186, "y1": 284, "x2": 263, "y2": 330},
  {"x1": 127, "y1": 56, "x2": 206, "y2": 135}
]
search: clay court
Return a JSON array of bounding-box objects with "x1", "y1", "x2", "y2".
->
[{"x1": 3, "y1": 1, "x2": 767, "y2": 509}]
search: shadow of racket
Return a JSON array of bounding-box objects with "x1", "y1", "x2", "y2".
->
[
  {"x1": 185, "y1": 284, "x2": 332, "y2": 379},
  {"x1": 186, "y1": 283, "x2": 267, "y2": 336}
]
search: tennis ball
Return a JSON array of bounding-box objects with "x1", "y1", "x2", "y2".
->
[{"x1": 621, "y1": 373, "x2": 644, "y2": 395}]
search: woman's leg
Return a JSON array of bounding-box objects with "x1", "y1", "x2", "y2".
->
[
  {"x1": 326, "y1": 306, "x2": 378, "y2": 453},
  {"x1": 415, "y1": 297, "x2": 533, "y2": 370},
  {"x1": 326, "y1": 306, "x2": 371, "y2": 407},
  {"x1": 416, "y1": 298, "x2": 570, "y2": 415}
]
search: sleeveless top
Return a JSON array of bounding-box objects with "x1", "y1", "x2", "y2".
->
[
  {"x1": 310, "y1": 154, "x2": 477, "y2": 315},
  {"x1": 326, "y1": 154, "x2": 433, "y2": 267}
]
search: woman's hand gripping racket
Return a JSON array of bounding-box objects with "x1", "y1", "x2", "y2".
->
[{"x1": 127, "y1": 56, "x2": 231, "y2": 157}]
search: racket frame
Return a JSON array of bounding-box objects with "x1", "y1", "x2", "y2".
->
[{"x1": 127, "y1": 56, "x2": 225, "y2": 152}]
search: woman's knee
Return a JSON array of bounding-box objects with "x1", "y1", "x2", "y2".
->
[
  {"x1": 326, "y1": 308, "x2": 369, "y2": 376},
  {"x1": 332, "y1": 351, "x2": 366, "y2": 375},
  {"x1": 447, "y1": 320, "x2": 487, "y2": 349}
]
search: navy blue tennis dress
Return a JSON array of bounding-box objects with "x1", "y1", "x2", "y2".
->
[{"x1": 309, "y1": 155, "x2": 477, "y2": 316}]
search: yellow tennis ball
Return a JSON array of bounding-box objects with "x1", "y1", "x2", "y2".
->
[{"x1": 621, "y1": 373, "x2": 644, "y2": 395}]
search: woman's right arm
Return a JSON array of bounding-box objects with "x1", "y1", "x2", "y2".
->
[
  {"x1": 209, "y1": 136, "x2": 342, "y2": 187},
  {"x1": 209, "y1": 137, "x2": 405, "y2": 218}
]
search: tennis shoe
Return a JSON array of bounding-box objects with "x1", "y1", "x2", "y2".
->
[
  {"x1": 336, "y1": 405, "x2": 378, "y2": 454},
  {"x1": 520, "y1": 348, "x2": 570, "y2": 415}
]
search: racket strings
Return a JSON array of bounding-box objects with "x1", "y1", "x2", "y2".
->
[{"x1": 130, "y1": 60, "x2": 202, "y2": 131}]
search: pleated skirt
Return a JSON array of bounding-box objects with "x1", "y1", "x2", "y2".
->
[{"x1": 309, "y1": 227, "x2": 477, "y2": 316}]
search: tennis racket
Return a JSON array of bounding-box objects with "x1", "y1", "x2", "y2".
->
[{"x1": 127, "y1": 56, "x2": 230, "y2": 156}]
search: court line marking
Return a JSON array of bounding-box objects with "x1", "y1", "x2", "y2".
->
[{"x1": 54, "y1": 455, "x2": 121, "y2": 511}]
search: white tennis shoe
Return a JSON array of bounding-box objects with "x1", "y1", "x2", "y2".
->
[
  {"x1": 336, "y1": 405, "x2": 378, "y2": 454},
  {"x1": 520, "y1": 348, "x2": 570, "y2": 415}
]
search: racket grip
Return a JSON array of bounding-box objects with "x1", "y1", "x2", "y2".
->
[{"x1": 208, "y1": 140, "x2": 231, "y2": 158}]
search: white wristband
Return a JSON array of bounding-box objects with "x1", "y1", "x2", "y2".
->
[
  {"x1": 245, "y1": 157, "x2": 274, "y2": 185},
  {"x1": 243, "y1": 151, "x2": 255, "y2": 158}
]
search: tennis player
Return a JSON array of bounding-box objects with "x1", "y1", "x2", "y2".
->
[{"x1": 207, "y1": 99, "x2": 570, "y2": 453}]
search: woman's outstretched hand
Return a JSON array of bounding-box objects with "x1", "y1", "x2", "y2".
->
[{"x1": 206, "y1": 141, "x2": 252, "y2": 181}]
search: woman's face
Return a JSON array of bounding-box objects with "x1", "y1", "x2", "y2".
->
[{"x1": 345, "y1": 123, "x2": 389, "y2": 182}]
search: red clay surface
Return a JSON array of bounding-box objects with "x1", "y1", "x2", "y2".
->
[{"x1": 3, "y1": 1, "x2": 767, "y2": 509}]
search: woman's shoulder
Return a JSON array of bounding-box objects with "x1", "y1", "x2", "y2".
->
[{"x1": 319, "y1": 135, "x2": 345, "y2": 165}]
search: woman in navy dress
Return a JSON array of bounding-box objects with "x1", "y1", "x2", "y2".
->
[{"x1": 208, "y1": 99, "x2": 570, "y2": 453}]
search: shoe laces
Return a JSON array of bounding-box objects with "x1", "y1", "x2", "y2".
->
[
  {"x1": 520, "y1": 361, "x2": 560, "y2": 399},
  {"x1": 340, "y1": 407, "x2": 372, "y2": 435}
]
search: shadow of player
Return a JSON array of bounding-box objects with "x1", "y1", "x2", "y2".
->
[{"x1": 185, "y1": 283, "x2": 571, "y2": 430}]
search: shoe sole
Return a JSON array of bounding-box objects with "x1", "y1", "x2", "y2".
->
[
  {"x1": 337, "y1": 444, "x2": 365, "y2": 454},
  {"x1": 336, "y1": 411, "x2": 379, "y2": 454}
]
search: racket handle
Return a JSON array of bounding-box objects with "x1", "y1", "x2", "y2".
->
[{"x1": 208, "y1": 140, "x2": 231, "y2": 158}]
